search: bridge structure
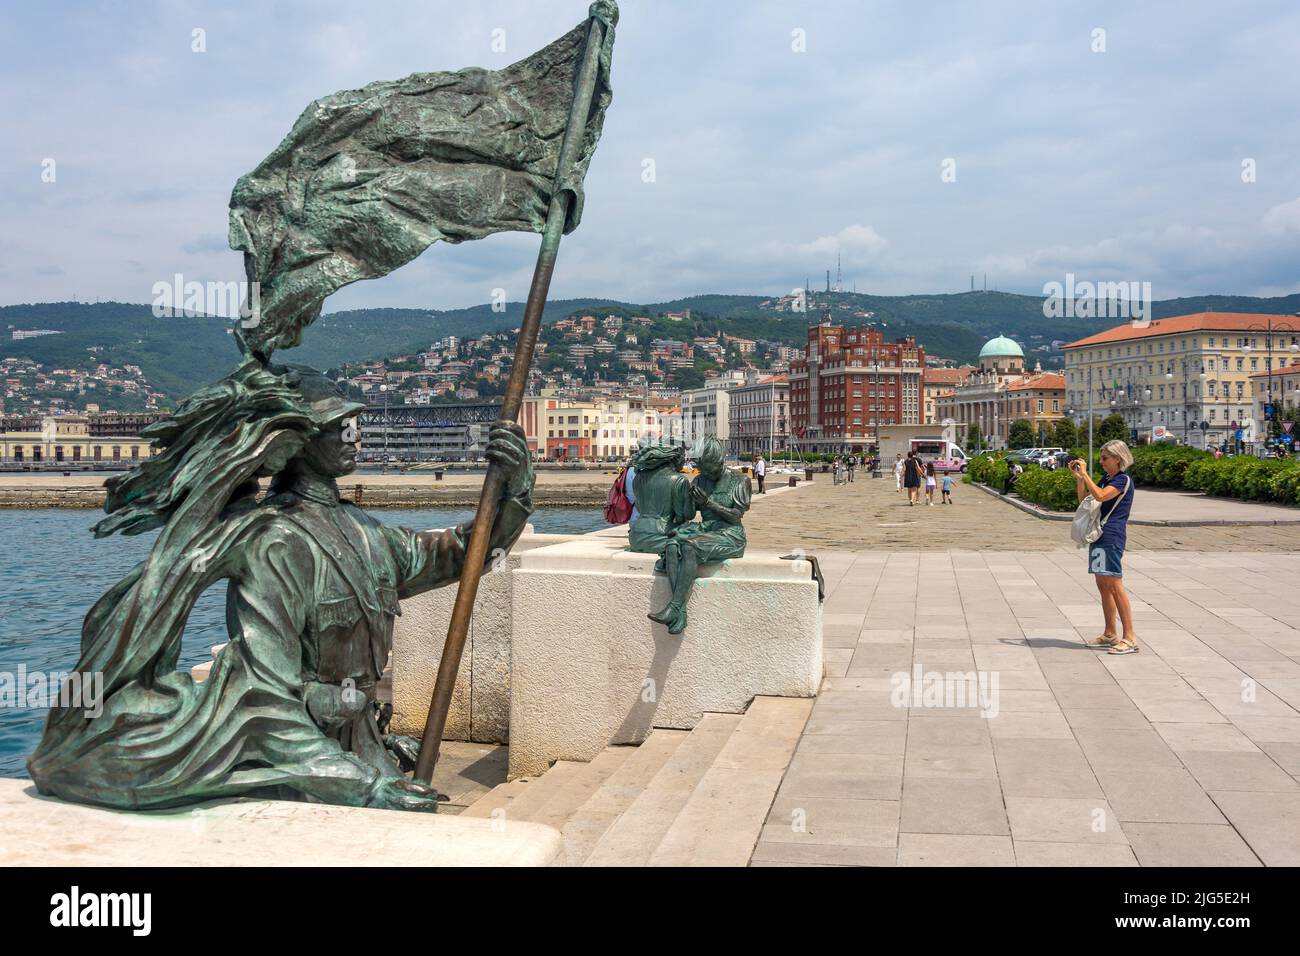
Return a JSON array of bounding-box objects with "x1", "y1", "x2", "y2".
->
[{"x1": 358, "y1": 401, "x2": 504, "y2": 461}]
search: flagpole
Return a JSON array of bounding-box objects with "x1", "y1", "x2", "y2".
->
[{"x1": 413, "y1": 10, "x2": 609, "y2": 785}]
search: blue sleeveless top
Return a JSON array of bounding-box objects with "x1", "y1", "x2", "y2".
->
[{"x1": 1097, "y1": 472, "x2": 1133, "y2": 549}]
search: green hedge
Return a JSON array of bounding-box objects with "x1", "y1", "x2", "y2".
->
[
  {"x1": 1182, "y1": 455, "x2": 1300, "y2": 504},
  {"x1": 1127, "y1": 444, "x2": 1300, "y2": 505},
  {"x1": 966, "y1": 453, "x2": 1009, "y2": 490},
  {"x1": 1128, "y1": 444, "x2": 1212, "y2": 488},
  {"x1": 1013, "y1": 466, "x2": 1079, "y2": 512},
  {"x1": 956, "y1": 442, "x2": 1300, "y2": 509}
]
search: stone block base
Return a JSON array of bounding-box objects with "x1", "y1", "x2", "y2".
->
[
  {"x1": 507, "y1": 534, "x2": 821, "y2": 778},
  {"x1": 389, "y1": 531, "x2": 575, "y2": 744}
]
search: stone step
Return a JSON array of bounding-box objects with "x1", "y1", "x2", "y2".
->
[
  {"x1": 557, "y1": 729, "x2": 689, "y2": 866},
  {"x1": 491, "y1": 760, "x2": 589, "y2": 823},
  {"x1": 525, "y1": 746, "x2": 633, "y2": 832},
  {"x1": 583, "y1": 713, "x2": 743, "y2": 867},
  {"x1": 647, "y1": 696, "x2": 813, "y2": 867},
  {"x1": 457, "y1": 777, "x2": 532, "y2": 820}
]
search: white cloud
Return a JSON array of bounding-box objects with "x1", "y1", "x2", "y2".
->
[
  {"x1": 1262, "y1": 197, "x2": 1300, "y2": 236},
  {"x1": 3, "y1": 0, "x2": 1300, "y2": 310}
]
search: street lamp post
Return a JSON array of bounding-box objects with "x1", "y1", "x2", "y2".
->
[
  {"x1": 1165, "y1": 361, "x2": 1197, "y2": 446},
  {"x1": 1086, "y1": 361, "x2": 1094, "y2": 468},
  {"x1": 379, "y1": 384, "x2": 390, "y2": 475},
  {"x1": 1243, "y1": 318, "x2": 1299, "y2": 448}
]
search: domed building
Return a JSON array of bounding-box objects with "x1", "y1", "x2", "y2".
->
[
  {"x1": 933, "y1": 335, "x2": 1064, "y2": 449},
  {"x1": 978, "y1": 335, "x2": 1026, "y2": 375}
]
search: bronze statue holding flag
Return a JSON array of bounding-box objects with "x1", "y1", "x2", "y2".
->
[{"x1": 28, "y1": 2, "x2": 617, "y2": 813}]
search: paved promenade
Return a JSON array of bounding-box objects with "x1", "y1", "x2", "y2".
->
[
  {"x1": 750, "y1": 544, "x2": 1300, "y2": 867},
  {"x1": 744, "y1": 471, "x2": 1300, "y2": 552}
]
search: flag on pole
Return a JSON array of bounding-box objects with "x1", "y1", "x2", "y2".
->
[{"x1": 228, "y1": 1, "x2": 617, "y2": 358}]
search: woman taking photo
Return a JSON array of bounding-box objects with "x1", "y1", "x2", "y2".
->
[{"x1": 1070, "y1": 440, "x2": 1138, "y2": 655}]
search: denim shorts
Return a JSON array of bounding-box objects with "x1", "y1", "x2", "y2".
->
[{"x1": 1087, "y1": 542, "x2": 1124, "y2": 577}]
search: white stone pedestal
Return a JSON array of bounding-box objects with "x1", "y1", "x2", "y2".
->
[
  {"x1": 389, "y1": 531, "x2": 576, "y2": 743},
  {"x1": 0, "y1": 778, "x2": 560, "y2": 866},
  {"x1": 507, "y1": 534, "x2": 822, "y2": 778}
]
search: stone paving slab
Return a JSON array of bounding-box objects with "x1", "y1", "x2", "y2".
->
[{"x1": 748, "y1": 518, "x2": 1300, "y2": 866}]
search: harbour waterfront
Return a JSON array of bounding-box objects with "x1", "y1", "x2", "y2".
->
[
  {"x1": 0, "y1": 470, "x2": 616, "y2": 508},
  {"x1": 0, "y1": 506, "x2": 604, "y2": 777}
]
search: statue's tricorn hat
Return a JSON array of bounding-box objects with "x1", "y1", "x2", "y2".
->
[{"x1": 278, "y1": 363, "x2": 365, "y2": 426}]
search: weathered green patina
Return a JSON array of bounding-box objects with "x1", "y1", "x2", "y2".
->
[
  {"x1": 231, "y1": 0, "x2": 616, "y2": 359},
  {"x1": 27, "y1": 3, "x2": 616, "y2": 813},
  {"x1": 627, "y1": 437, "x2": 750, "y2": 635},
  {"x1": 627, "y1": 441, "x2": 693, "y2": 555},
  {"x1": 650, "y1": 438, "x2": 750, "y2": 634},
  {"x1": 27, "y1": 362, "x2": 535, "y2": 812}
]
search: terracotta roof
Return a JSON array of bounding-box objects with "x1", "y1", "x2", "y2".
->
[
  {"x1": 1063, "y1": 313, "x2": 1298, "y2": 349},
  {"x1": 1248, "y1": 361, "x2": 1300, "y2": 379},
  {"x1": 923, "y1": 366, "x2": 975, "y2": 385},
  {"x1": 1006, "y1": 372, "x2": 1065, "y2": 391}
]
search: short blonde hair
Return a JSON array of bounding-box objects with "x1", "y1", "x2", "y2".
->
[{"x1": 1100, "y1": 439, "x2": 1133, "y2": 471}]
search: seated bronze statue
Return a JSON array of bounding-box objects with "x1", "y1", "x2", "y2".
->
[
  {"x1": 27, "y1": 362, "x2": 534, "y2": 813},
  {"x1": 628, "y1": 437, "x2": 750, "y2": 634},
  {"x1": 627, "y1": 440, "x2": 694, "y2": 559}
]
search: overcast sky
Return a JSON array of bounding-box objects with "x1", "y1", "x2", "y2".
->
[{"x1": 3, "y1": 0, "x2": 1299, "y2": 315}]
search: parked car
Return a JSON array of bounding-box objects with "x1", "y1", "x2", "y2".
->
[
  {"x1": 1021, "y1": 447, "x2": 1064, "y2": 467},
  {"x1": 1002, "y1": 451, "x2": 1037, "y2": 468}
]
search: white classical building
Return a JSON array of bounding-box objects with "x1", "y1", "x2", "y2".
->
[
  {"x1": 679, "y1": 379, "x2": 732, "y2": 448},
  {"x1": 593, "y1": 397, "x2": 661, "y2": 459},
  {"x1": 727, "y1": 372, "x2": 789, "y2": 457}
]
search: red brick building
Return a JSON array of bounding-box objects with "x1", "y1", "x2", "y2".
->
[{"x1": 789, "y1": 319, "x2": 926, "y2": 451}]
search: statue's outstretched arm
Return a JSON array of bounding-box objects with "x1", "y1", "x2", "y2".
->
[{"x1": 388, "y1": 422, "x2": 536, "y2": 599}]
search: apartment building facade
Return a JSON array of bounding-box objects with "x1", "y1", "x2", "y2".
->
[
  {"x1": 1062, "y1": 312, "x2": 1300, "y2": 449},
  {"x1": 788, "y1": 320, "x2": 926, "y2": 451}
]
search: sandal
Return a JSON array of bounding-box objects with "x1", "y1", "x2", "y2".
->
[
  {"x1": 1084, "y1": 634, "x2": 1118, "y2": 648},
  {"x1": 1107, "y1": 638, "x2": 1140, "y2": 655}
]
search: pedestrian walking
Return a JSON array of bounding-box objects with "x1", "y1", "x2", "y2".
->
[
  {"x1": 831, "y1": 456, "x2": 841, "y2": 486},
  {"x1": 941, "y1": 471, "x2": 954, "y2": 504},
  {"x1": 903, "y1": 451, "x2": 922, "y2": 505},
  {"x1": 846, "y1": 455, "x2": 856, "y2": 482},
  {"x1": 754, "y1": 453, "x2": 766, "y2": 494},
  {"x1": 924, "y1": 461, "x2": 937, "y2": 505},
  {"x1": 1071, "y1": 440, "x2": 1139, "y2": 656},
  {"x1": 894, "y1": 454, "x2": 904, "y2": 492}
]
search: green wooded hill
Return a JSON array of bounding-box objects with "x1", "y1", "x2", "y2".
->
[{"x1": 4, "y1": 290, "x2": 1298, "y2": 405}]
